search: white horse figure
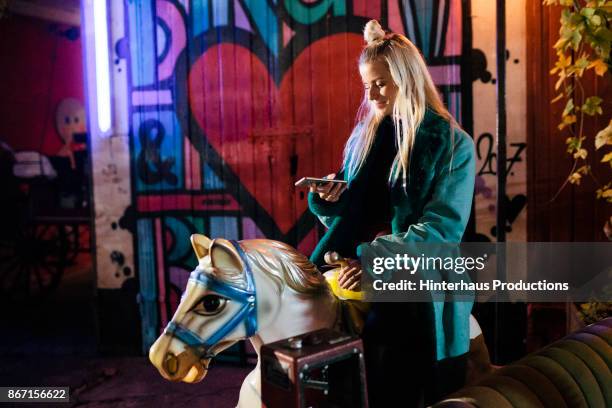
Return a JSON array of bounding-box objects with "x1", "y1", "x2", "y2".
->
[
  {"x1": 149, "y1": 234, "x2": 343, "y2": 407},
  {"x1": 149, "y1": 234, "x2": 490, "y2": 407}
]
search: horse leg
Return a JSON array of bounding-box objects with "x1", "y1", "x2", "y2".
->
[{"x1": 237, "y1": 362, "x2": 261, "y2": 408}]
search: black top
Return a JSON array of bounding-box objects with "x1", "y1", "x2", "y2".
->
[{"x1": 354, "y1": 115, "x2": 398, "y2": 242}]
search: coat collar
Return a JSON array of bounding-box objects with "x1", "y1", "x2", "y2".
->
[
  {"x1": 380, "y1": 108, "x2": 450, "y2": 143},
  {"x1": 417, "y1": 108, "x2": 451, "y2": 141}
]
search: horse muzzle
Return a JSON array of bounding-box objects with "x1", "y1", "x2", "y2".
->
[{"x1": 149, "y1": 334, "x2": 211, "y2": 383}]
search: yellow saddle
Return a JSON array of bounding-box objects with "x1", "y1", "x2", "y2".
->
[
  {"x1": 325, "y1": 269, "x2": 365, "y2": 301},
  {"x1": 325, "y1": 270, "x2": 370, "y2": 335}
]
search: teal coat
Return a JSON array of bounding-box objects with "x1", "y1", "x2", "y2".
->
[{"x1": 308, "y1": 109, "x2": 476, "y2": 361}]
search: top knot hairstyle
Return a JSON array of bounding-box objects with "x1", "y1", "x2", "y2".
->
[
  {"x1": 342, "y1": 19, "x2": 457, "y2": 185},
  {"x1": 363, "y1": 19, "x2": 386, "y2": 45}
]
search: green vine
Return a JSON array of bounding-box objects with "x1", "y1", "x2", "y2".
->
[
  {"x1": 577, "y1": 297, "x2": 612, "y2": 324},
  {"x1": 544, "y1": 1, "x2": 612, "y2": 219},
  {"x1": 545, "y1": 1, "x2": 611, "y2": 323}
]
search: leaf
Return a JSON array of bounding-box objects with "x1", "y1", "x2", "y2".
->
[
  {"x1": 559, "y1": 114, "x2": 577, "y2": 130},
  {"x1": 582, "y1": 96, "x2": 603, "y2": 115},
  {"x1": 588, "y1": 58, "x2": 609, "y2": 76},
  {"x1": 557, "y1": 25, "x2": 583, "y2": 51},
  {"x1": 575, "y1": 55, "x2": 590, "y2": 68},
  {"x1": 554, "y1": 51, "x2": 573, "y2": 70},
  {"x1": 554, "y1": 37, "x2": 570, "y2": 51},
  {"x1": 555, "y1": 73, "x2": 566, "y2": 90},
  {"x1": 590, "y1": 27, "x2": 612, "y2": 56},
  {"x1": 595, "y1": 120, "x2": 612, "y2": 149},
  {"x1": 574, "y1": 149, "x2": 588, "y2": 159},
  {"x1": 551, "y1": 93, "x2": 565, "y2": 103},
  {"x1": 569, "y1": 172, "x2": 582, "y2": 185},
  {"x1": 563, "y1": 98, "x2": 575, "y2": 116},
  {"x1": 559, "y1": 116, "x2": 577, "y2": 132},
  {"x1": 570, "y1": 29, "x2": 583, "y2": 50},
  {"x1": 601, "y1": 151, "x2": 612, "y2": 164},
  {"x1": 568, "y1": 13, "x2": 584, "y2": 27},
  {"x1": 566, "y1": 137, "x2": 580, "y2": 153},
  {"x1": 595, "y1": 27, "x2": 612, "y2": 41},
  {"x1": 597, "y1": 187, "x2": 611, "y2": 200},
  {"x1": 574, "y1": 55, "x2": 590, "y2": 76},
  {"x1": 590, "y1": 14, "x2": 602, "y2": 26},
  {"x1": 560, "y1": 7, "x2": 571, "y2": 25},
  {"x1": 581, "y1": 7, "x2": 596, "y2": 18},
  {"x1": 596, "y1": 183, "x2": 611, "y2": 199}
]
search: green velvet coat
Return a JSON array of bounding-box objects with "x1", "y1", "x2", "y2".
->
[{"x1": 308, "y1": 109, "x2": 476, "y2": 361}]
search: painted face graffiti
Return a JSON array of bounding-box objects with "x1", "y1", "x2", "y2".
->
[{"x1": 55, "y1": 98, "x2": 86, "y2": 169}]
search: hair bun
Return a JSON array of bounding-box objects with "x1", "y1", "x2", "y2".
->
[{"x1": 364, "y1": 20, "x2": 385, "y2": 45}]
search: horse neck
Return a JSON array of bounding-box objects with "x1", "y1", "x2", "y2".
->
[{"x1": 250, "y1": 288, "x2": 339, "y2": 355}]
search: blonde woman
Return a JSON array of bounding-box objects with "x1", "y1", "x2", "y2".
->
[{"x1": 308, "y1": 20, "x2": 476, "y2": 406}]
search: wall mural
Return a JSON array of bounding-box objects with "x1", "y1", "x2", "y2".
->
[
  {"x1": 471, "y1": 0, "x2": 527, "y2": 242},
  {"x1": 115, "y1": 0, "x2": 471, "y2": 349}
]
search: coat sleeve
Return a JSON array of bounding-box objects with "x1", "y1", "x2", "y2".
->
[
  {"x1": 362, "y1": 128, "x2": 475, "y2": 249},
  {"x1": 308, "y1": 192, "x2": 348, "y2": 228},
  {"x1": 307, "y1": 170, "x2": 350, "y2": 228}
]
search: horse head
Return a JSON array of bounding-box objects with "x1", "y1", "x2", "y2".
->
[
  {"x1": 149, "y1": 235, "x2": 260, "y2": 383},
  {"x1": 149, "y1": 234, "x2": 331, "y2": 384}
]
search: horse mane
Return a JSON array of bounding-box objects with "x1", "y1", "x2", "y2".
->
[{"x1": 239, "y1": 239, "x2": 328, "y2": 295}]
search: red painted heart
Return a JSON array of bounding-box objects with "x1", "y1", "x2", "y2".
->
[{"x1": 189, "y1": 34, "x2": 364, "y2": 234}]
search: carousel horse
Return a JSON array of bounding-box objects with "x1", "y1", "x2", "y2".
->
[
  {"x1": 149, "y1": 234, "x2": 490, "y2": 407},
  {"x1": 149, "y1": 234, "x2": 355, "y2": 407}
]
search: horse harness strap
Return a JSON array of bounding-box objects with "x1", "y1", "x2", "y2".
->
[{"x1": 164, "y1": 240, "x2": 257, "y2": 355}]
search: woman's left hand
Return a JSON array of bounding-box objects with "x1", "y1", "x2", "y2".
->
[
  {"x1": 337, "y1": 259, "x2": 362, "y2": 291},
  {"x1": 309, "y1": 173, "x2": 347, "y2": 202}
]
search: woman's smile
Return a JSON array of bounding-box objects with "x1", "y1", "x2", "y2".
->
[
  {"x1": 375, "y1": 101, "x2": 388, "y2": 109},
  {"x1": 360, "y1": 59, "x2": 399, "y2": 116}
]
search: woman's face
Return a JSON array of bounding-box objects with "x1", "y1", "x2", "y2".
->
[{"x1": 360, "y1": 59, "x2": 398, "y2": 116}]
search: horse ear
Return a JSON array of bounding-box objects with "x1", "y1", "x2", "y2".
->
[
  {"x1": 209, "y1": 238, "x2": 244, "y2": 277},
  {"x1": 190, "y1": 234, "x2": 212, "y2": 261}
]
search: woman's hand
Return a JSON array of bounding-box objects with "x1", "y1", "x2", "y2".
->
[
  {"x1": 337, "y1": 258, "x2": 362, "y2": 291},
  {"x1": 309, "y1": 173, "x2": 347, "y2": 202}
]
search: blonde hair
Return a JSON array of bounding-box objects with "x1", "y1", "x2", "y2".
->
[{"x1": 343, "y1": 20, "x2": 456, "y2": 185}]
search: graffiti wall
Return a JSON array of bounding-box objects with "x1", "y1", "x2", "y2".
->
[
  {"x1": 471, "y1": 0, "x2": 527, "y2": 241},
  {"x1": 85, "y1": 0, "x2": 523, "y2": 350}
]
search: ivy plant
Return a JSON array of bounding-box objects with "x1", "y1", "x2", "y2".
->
[
  {"x1": 545, "y1": 1, "x2": 611, "y2": 324},
  {"x1": 544, "y1": 1, "x2": 611, "y2": 219}
]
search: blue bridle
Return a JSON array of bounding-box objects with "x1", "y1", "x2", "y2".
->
[{"x1": 163, "y1": 240, "x2": 257, "y2": 355}]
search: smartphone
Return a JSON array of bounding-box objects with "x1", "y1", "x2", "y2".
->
[{"x1": 294, "y1": 177, "x2": 348, "y2": 188}]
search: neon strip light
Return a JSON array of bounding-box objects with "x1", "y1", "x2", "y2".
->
[{"x1": 93, "y1": 0, "x2": 111, "y2": 133}]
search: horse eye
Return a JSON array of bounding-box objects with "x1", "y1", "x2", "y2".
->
[{"x1": 195, "y1": 295, "x2": 226, "y2": 316}]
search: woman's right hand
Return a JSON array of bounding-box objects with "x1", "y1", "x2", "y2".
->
[{"x1": 309, "y1": 173, "x2": 347, "y2": 202}]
